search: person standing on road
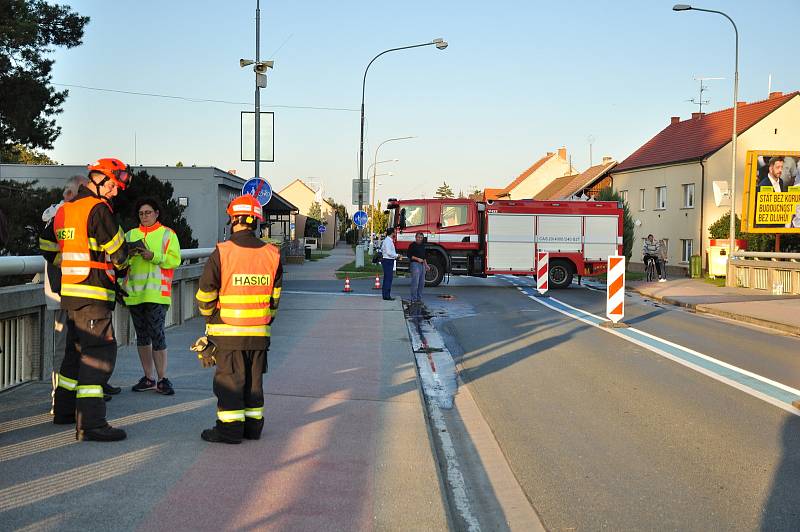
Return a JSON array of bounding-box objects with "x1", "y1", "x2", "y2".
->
[
  {"x1": 408, "y1": 231, "x2": 430, "y2": 304},
  {"x1": 195, "y1": 194, "x2": 282, "y2": 444},
  {"x1": 642, "y1": 234, "x2": 665, "y2": 282},
  {"x1": 124, "y1": 197, "x2": 181, "y2": 395},
  {"x1": 39, "y1": 158, "x2": 132, "y2": 442},
  {"x1": 380, "y1": 227, "x2": 399, "y2": 301}
]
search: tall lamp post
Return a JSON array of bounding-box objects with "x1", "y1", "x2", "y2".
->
[
  {"x1": 673, "y1": 4, "x2": 739, "y2": 263},
  {"x1": 369, "y1": 136, "x2": 415, "y2": 252},
  {"x1": 358, "y1": 39, "x2": 447, "y2": 235}
]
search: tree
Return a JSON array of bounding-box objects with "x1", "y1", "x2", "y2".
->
[
  {"x1": 326, "y1": 197, "x2": 349, "y2": 240},
  {"x1": 707, "y1": 211, "x2": 790, "y2": 252},
  {"x1": 0, "y1": 179, "x2": 61, "y2": 256},
  {"x1": 0, "y1": 1, "x2": 89, "y2": 157},
  {"x1": 111, "y1": 169, "x2": 198, "y2": 249},
  {"x1": 596, "y1": 187, "x2": 634, "y2": 263},
  {"x1": 307, "y1": 201, "x2": 322, "y2": 222},
  {"x1": 468, "y1": 189, "x2": 483, "y2": 201},
  {"x1": 367, "y1": 201, "x2": 388, "y2": 235},
  {"x1": 2, "y1": 143, "x2": 57, "y2": 164},
  {"x1": 175, "y1": 161, "x2": 184, "y2": 167},
  {"x1": 435, "y1": 182, "x2": 454, "y2": 199},
  {"x1": 304, "y1": 201, "x2": 323, "y2": 237}
]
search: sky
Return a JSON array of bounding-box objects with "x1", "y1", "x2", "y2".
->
[{"x1": 46, "y1": 0, "x2": 800, "y2": 211}]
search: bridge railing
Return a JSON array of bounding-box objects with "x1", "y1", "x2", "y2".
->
[
  {"x1": 0, "y1": 249, "x2": 214, "y2": 391},
  {"x1": 729, "y1": 251, "x2": 800, "y2": 294}
]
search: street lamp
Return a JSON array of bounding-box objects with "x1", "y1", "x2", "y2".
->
[
  {"x1": 357, "y1": 39, "x2": 448, "y2": 232},
  {"x1": 240, "y1": 0, "x2": 274, "y2": 182},
  {"x1": 369, "y1": 136, "x2": 416, "y2": 252},
  {"x1": 673, "y1": 4, "x2": 739, "y2": 264}
]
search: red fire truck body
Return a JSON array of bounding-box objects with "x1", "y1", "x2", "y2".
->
[{"x1": 386, "y1": 197, "x2": 624, "y2": 288}]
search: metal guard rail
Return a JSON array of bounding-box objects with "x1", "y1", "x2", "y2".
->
[
  {"x1": 732, "y1": 251, "x2": 800, "y2": 261},
  {"x1": 0, "y1": 248, "x2": 215, "y2": 276}
]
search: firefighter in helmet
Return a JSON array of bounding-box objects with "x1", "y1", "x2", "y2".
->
[
  {"x1": 39, "y1": 158, "x2": 132, "y2": 442},
  {"x1": 193, "y1": 194, "x2": 282, "y2": 443}
]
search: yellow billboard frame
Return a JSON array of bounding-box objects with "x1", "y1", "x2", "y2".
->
[{"x1": 741, "y1": 150, "x2": 800, "y2": 233}]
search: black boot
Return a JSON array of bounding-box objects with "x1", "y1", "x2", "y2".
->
[
  {"x1": 76, "y1": 424, "x2": 127, "y2": 442},
  {"x1": 244, "y1": 419, "x2": 264, "y2": 440},
  {"x1": 102, "y1": 383, "x2": 121, "y2": 395},
  {"x1": 53, "y1": 414, "x2": 76, "y2": 425},
  {"x1": 201, "y1": 427, "x2": 241, "y2": 444}
]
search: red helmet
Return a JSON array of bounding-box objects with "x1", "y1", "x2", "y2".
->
[
  {"x1": 87, "y1": 158, "x2": 132, "y2": 190},
  {"x1": 227, "y1": 194, "x2": 264, "y2": 222}
]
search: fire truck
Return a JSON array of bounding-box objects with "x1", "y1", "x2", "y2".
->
[{"x1": 386, "y1": 197, "x2": 624, "y2": 288}]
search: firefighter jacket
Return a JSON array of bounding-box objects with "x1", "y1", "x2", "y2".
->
[
  {"x1": 123, "y1": 223, "x2": 181, "y2": 305},
  {"x1": 39, "y1": 186, "x2": 129, "y2": 310},
  {"x1": 195, "y1": 230, "x2": 282, "y2": 350}
]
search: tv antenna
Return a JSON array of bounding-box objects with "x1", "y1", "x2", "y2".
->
[
  {"x1": 587, "y1": 134, "x2": 596, "y2": 167},
  {"x1": 687, "y1": 76, "x2": 724, "y2": 114}
]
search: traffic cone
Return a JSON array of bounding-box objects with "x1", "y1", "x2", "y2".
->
[
  {"x1": 343, "y1": 276, "x2": 351, "y2": 293},
  {"x1": 373, "y1": 275, "x2": 381, "y2": 290}
]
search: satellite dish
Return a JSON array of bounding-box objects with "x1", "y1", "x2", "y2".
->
[{"x1": 713, "y1": 181, "x2": 730, "y2": 207}]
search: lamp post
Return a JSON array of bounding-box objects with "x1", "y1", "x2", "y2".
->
[
  {"x1": 673, "y1": 4, "x2": 739, "y2": 263},
  {"x1": 369, "y1": 136, "x2": 415, "y2": 252},
  {"x1": 240, "y1": 0, "x2": 273, "y2": 181},
  {"x1": 358, "y1": 39, "x2": 447, "y2": 236}
]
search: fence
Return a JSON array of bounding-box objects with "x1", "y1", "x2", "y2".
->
[
  {"x1": 728, "y1": 251, "x2": 800, "y2": 295},
  {"x1": 0, "y1": 249, "x2": 213, "y2": 392}
]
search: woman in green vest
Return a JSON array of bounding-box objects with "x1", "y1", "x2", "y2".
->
[{"x1": 124, "y1": 197, "x2": 182, "y2": 395}]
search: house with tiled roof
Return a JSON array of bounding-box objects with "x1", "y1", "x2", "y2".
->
[
  {"x1": 611, "y1": 90, "x2": 800, "y2": 273},
  {"x1": 484, "y1": 147, "x2": 577, "y2": 200},
  {"x1": 536, "y1": 157, "x2": 617, "y2": 200}
]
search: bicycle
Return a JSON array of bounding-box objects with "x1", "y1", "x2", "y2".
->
[{"x1": 644, "y1": 256, "x2": 657, "y2": 282}]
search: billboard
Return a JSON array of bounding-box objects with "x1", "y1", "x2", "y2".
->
[{"x1": 741, "y1": 150, "x2": 800, "y2": 233}]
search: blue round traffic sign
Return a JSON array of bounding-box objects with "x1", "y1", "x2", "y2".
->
[
  {"x1": 353, "y1": 210, "x2": 368, "y2": 228},
  {"x1": 241, "y1": 178, "x2": 273, "y2": 207},
  {"x1": 318, "y1": 224, "x2": 327, "y2": 234}
]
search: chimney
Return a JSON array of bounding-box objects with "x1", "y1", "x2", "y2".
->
[
  {"x1": 769, "y1": 91, "x2": 784, "y2": 100},
  {"x1": 691, "y1": 112, "x2": 705, "y2": 119},
  {"x1": 602, "y1": 156, "x2": 613, "y2": 163},
  {"x1": 557, "y1": 147, "x2": 567, "y2": 160},
  {"x1": 737, "y1": 101, "x2": 746, "y2": 107},
  {"x1": 671, "y1": 116, "x2": 680, "y2": 125},
  {"x1": 546, "y1": 151, "x2": 554, "y2": 157}
]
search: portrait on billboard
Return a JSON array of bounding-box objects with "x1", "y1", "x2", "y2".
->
[{"x1": 741, "y1": 150, "x2": 800, "y2": 233}]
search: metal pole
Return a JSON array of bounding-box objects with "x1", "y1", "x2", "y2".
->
[
  {"x1": 683, "y1": 8, "x2": 739, "y2": 266},
  {"x1": 254, "y1": 0, "x2": 261, "y2": 181},
  {"x1": 358, "y1": 41, "x2": 442, "y2": 238}
]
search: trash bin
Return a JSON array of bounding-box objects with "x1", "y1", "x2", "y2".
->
[
  {"x1": 690, "y1": 255, "x2": 702, "y2": 278},
  {"x1": 707, "y1": 239, "x2": 747, "y2": 278},
  {"x1": 304, "y1": 246, "x2": 312, "y2": 260}
]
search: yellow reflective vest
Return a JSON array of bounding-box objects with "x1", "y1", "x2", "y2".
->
[{"x1": 123, "y1": 223, "x2": 181, "y2": 305}]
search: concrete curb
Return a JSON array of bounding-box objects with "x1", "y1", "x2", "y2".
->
[{"x1": 629, "y1": 286, "x2": 800, "y2": 336}]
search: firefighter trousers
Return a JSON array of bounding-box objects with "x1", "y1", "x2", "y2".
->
[
  {"x1": 213, "y1": 349, "x2": 267, "y2": 441},
  {"x1": 53, "y1": 305, "x2": 117, "y2": 430}
]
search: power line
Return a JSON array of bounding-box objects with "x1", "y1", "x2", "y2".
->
[{"x1": 52, "y1": 83, "x2": 359, "y2": 112}]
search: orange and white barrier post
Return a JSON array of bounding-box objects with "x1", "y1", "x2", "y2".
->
[
  {"x1": 606, "y1": 255, "x2": 625, "y2": 323},
  {"x1": 373, "y1": 274, "x2": 381, "y2": 290},
  {"x1": 343, "y1": 275, "x2": 352, "y2": 293},
  {"x1": 536, "y1": 252, "x2": 549, "y2": 295}
]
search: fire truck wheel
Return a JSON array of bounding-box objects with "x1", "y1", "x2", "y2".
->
[
  {"x1": 425, "y1": 255, "x2": 445, "y2": 287},
  {"x1": 549, "y1": 260, "x2": 574, "y2": 289}
]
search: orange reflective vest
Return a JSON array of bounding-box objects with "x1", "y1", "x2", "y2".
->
[
  {"x1": 53, "y1": 196, "x2": 116, "y2": 302},
  {"x1": 206, "y1": 240, "x2": 280, "y2": 337}
]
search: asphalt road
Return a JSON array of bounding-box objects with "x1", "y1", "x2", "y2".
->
[{"x1": 417, "y1": 276, "x2": 800, "y2": 531}]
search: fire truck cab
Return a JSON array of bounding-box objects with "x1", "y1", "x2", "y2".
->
[{"x1": 386, "y1": 197, "x2": 624, "y2": 288}]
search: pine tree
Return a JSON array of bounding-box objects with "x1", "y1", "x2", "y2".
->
[{"x1": 435, "y1": 182, "x2": 454, "y2": 198}]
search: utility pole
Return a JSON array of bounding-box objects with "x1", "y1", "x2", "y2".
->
[{"x1": 254, "y1": 0, "x2": 260, "y2": 181}]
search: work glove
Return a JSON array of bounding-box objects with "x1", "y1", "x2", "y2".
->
[
  {"x1": 114, "y1": 283, "x2": 129, "y2": 306},
  {"x1": 190, "y1": 336, "x2": 217, "y2": 368}
]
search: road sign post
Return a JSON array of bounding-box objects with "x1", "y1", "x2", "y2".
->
[
  {"x1": 606, "y1": 255, "x2": 625, "y2": 323},
  {"x1": 318, "y1": 224, "x2": 326, "y2": 235},
  {"x1": 536, "y1": 252, "x2": 549, "y2": 295}
]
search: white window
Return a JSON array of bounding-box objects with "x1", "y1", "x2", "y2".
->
[
  {"x1": 639, "y1": 189, "x2": 646, "y2": 211},
  {"x1": 620, "y1": 190, "x2": 628, "y2": 204},
  {"x1": 403, "y1": 205, "x2": 426, "y2": 227},
  {"x1": 656, "y1": 186, "x2": 667, "y2": 210},
  {"x1": 441, "y1": 204, "x2": 468, "y2": 227},
  {"x1": 681, "y1": 239, "x2": 693, "y2": 262},
  {"x1": 682, "y1": 183, "x2": 695, "y2": 208}
]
